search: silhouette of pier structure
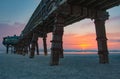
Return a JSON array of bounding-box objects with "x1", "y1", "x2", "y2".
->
[
  {"x1": 3, "y1": 0, "x2": 120, "y2": 65},
  {"x1": 3, "y1": 35, "x2": 19, "y2": 54}
]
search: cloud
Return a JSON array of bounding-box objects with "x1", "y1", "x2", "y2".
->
[
  {"x1": 109, "y1": 39, "x2": 120, "y2": 42},
  {"x1": 0, "y1": 19, "x2": 11, "y2": 24},
  {"x1": 1, "y1": 21, "x2": 120, "y2": 50},
  {"x1": 106, "y1": 15, "x2": 120, "y2": 23},
  {"x1": 34, "y1": 0, "x2": 41, "y2": 3},
  {"x1": 107, "y1": 32, "x2": 120, "y2": 49},
  {"x1": 107, "y1": 32, "x2": 120, "y2": 39},
  {"x1": 62, "y1": 33, "x2": 120, "y2": 50},
  {"x1": 63, "y1": 33, "x2": 97, "y2": 50},
  {"x1": 109, "y1": 16, "x2": 120, "y2": 21},
  {"x1": 0, "y1": 22, "x2": 25, "y2": 49},
  {"x1": 0, "y1": 22, "x2": 25, "y2": 35}
]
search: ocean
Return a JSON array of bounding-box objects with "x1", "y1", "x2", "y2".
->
[{"x1": 0, "y1": 49, "x2": 120, "y2": 55}]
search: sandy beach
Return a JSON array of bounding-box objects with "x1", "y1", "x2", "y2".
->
[{"x1": 0, "y1": 52, "x2": 120, "y2": 79}]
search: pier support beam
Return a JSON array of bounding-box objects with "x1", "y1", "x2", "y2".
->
[
  {"x1": 15, "y1": 46, "x2": 18, "y2": 54},
  {"x1": 10, "y1": 46, "x2": 14, "y2": 54},
  {"x1": 20, "y1": 45, "x2": 24, "y2": 55},
  {"x1": 94, "y1": 11, "x2": 109, "y2": 64},
  {"x1": 30, "y1": 33, "x2": 38, "y2": 58},
  {"x1": 23, "y1": 45, "x2": 28, "y2": 55},
  {"x1": 27, "y1": 38, "x2": 32, "y2": 53},
  {"x1": 23, "y1": 38, "x2": 31, "y2": 55},
  {"x1": 50, "y1": 15, "x2": 64, "y2": 65},
  {"x1": 16, "y1": 44, "x2": 23, "y2": 55},
  {"x1": 43, "y1": 34, "x2": 48, "y2": 56},
  {"x1": 17, "y1": 46, "x2": 21, "y2": 54},
  {"x1": 6, "y1": 45, "x2": 9, "y2": 54},
  {"x1": 36, "y1": 40, "x2": 39, "y2": 55}
]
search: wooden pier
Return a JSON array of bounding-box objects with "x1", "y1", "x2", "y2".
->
[{"x1": 3, "y1": 0, "x2": 120, "y2": 65}]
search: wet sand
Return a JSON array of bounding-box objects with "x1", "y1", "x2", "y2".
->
[{"x1": 0, "y1": 52, "x2": 120, "y2": 79}]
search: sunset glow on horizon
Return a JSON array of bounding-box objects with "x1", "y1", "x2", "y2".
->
[{"x1": 0, "y1": 0, "x2": 120, "y2": 51}]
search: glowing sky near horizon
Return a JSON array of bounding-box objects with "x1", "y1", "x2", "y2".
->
[{"x1": 0, "y1": 0, "x2": 120, "y2": 50}]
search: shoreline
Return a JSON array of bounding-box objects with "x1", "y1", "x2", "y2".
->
[{"x1": 0, "y1": 51, "x2": 120, "y2": 55}]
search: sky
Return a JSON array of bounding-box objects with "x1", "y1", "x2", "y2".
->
[{"x1": 0, "y1": 0, "x2": 120, "y2": 51}]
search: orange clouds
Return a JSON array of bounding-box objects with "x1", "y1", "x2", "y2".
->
[
  {"x1": 37, "y1": 32, "x2": 120, "y2": 50},
  {"x1": 63, "y1": 33, "x2": 97, "y2": 50},
  {"x1": 63, "y1": 33, "x2": 120, "y2": 50},
  {"x1": 107, "y1": 33, "x2": 120, "y2": 50}
]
